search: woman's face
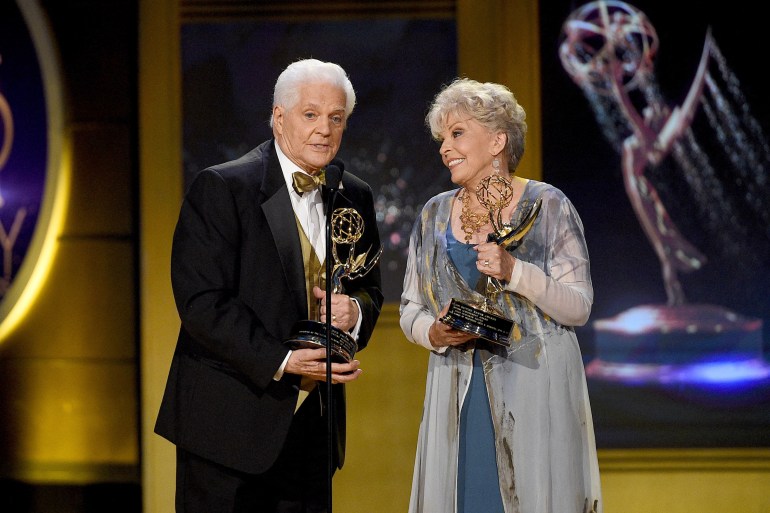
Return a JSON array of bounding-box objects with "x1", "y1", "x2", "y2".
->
[{"x1": 438, "y1": 112, "x2": 502, "y2": 189}]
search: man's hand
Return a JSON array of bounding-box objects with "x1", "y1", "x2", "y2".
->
[
  {"x1": 313, "y1": 286, "x2": 359, "y2": 332},
  {"x1": 285, "y1": 347, "x2": 362, "y2": 384}
]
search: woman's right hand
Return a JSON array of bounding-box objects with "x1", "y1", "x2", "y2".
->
[{"x1": 428, "y1": 303, "x2": 477, "y2": 348}]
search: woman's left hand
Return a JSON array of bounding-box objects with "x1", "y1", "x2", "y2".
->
[{"x1": 474, "y1": 242, "x2": 515, "y2": 282}]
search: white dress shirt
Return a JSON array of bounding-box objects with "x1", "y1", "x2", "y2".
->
[{"x1": 273, "y1": 142, "x2": 363, "y2": 379}]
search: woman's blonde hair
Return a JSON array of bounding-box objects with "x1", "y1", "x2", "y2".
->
[{"x1": 426, "y1": 78, "x2": 527, "y2": 172}]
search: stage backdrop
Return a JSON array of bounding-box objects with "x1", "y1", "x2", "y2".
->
[
  {"x1": 540, "y1": 0, "x2": 770, "y2": 447},
  {"x1": 181, "y1": 1, "x2": 770, "y2": 449}
]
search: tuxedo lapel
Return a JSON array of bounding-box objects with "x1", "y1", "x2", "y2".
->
[{"x1": 260, "y1": 145, "x2": 308, "y2": 319}]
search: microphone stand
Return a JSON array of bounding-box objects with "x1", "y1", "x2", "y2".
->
[{"x1": 324, "y1": 180, "x2": 339, "y2": 513}]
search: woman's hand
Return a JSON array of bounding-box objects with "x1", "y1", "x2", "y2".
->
[
  {"x1": 474, "y1": 242, "x2": 515, "y2": 282},
  {"x1": 428, "y1": 303, "x2": 477, "y2": 348}
]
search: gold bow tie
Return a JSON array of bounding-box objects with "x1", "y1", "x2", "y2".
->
[{"x1": 292, "y1": 170, "x2": 326, "y2": 195}]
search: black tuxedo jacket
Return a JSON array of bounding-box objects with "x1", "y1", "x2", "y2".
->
[{"x1": 155, "y1": 139, "x2": 383, "y2": 474}]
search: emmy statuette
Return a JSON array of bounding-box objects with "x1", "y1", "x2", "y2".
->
[
  {"x1": 440, "y1": 175, "x2": 541, "y2": 346},
  {"x1": 285, "y1": 207, "x2": 382, "y2": 362}
]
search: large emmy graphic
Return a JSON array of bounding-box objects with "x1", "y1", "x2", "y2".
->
[
  {"x1": 440, "y1": 175, "x2": 541, "y2": 346},
  {"x1": 285, "y1": 207, "x2": 382, "y2": 362},
  {"x1": 560, "y1": 1, "x2": 770, "y2": 384}
]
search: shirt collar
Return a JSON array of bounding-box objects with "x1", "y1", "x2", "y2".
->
[
  {"x1": 274, "y1": 140, "x2": 343, "y2": 197},
  {"x1": 274, "y1": 140, "x2": 304, "y2": 199}
]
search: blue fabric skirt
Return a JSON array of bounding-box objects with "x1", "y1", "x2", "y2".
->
[{"x1": 447, "y1": 227, "x2": 505, "y2": 513}]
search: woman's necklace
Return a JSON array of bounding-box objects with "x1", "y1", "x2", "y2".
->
[{"x1": 459, "y1": 188, "x2": 490, "y2": 243}]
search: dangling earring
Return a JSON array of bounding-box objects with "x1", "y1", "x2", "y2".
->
[{"x1": 492, "y1": 158, "x2": 501, "y2": 175}]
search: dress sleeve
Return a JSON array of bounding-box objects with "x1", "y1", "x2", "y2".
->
[
  {"x1": 505, "y1": 193, "x2": 593, "y2": 327},
  {"x1": 399, "y1": 213, "x2": 446, "y2": 352},
  {"x1": 399, "y1": 301, "x2": 439, "y2": 351}
]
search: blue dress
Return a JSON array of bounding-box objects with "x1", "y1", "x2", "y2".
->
[
  {"x1": 401, "y1": 182, "x2": 602, "y2": 513},
  {"x1": 446, "y1": 227, "x2": 505, "y2": 513}
]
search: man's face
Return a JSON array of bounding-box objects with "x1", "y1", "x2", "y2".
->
[{"x1": 273, "y1": 81, "x2": 347, "y2": 175}]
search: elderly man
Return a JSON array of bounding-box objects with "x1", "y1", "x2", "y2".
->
[{"x1": 155, "y1": 59, "x2": 383, "y2": 513}]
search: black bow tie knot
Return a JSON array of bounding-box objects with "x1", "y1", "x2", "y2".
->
[{"x1": 292, "y1": 170, "x2": 326, "y2": 196}]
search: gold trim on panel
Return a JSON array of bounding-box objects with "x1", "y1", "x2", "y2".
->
[
  {"x1": 0, "y1": 358, "x2": 139, "y2": 483},
  {"x1": 599, "y1": 448, "x2": 770, "y2": 472},
  {"x1": 139, "y1": 0, "x2": 183, "y2": 512},
  {"x1": 456, "y1": 0, "x2": 542, "y2": 181},
  {"x1": 180, "y1": 0, "x2": 455, "y2": 22},
  {"x1": 0, "y1": 462, "x2": 139, "y2": 485}
]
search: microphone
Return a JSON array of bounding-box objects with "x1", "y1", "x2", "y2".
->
[
  {"x1": 325, "y1": 160, "x2": 343, "y2": 190},
  {"x1": 323, "y1": 158, "x2": 344, "y2": 513}
]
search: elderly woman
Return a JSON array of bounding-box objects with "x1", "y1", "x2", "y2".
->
[{"x1": 400, "y1": 78, "x2": 602, "y2": 513}]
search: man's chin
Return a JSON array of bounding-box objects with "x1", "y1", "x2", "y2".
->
[{"x1": 308, "y1": 155, "x2": 336, "y2": 170}]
